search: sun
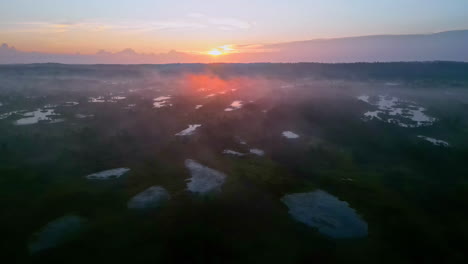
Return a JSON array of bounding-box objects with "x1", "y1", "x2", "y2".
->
[
  {"x1": 208, "y1": 49, "x2": 223, "y2": 56},
  {"x1": 206, "y1": 45, "x2": 236, "y2": 56}
]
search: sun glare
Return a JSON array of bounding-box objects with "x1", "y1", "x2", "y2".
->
[
  {"x1": 206, "y1": 45, "x2": 236, "y2": 56},
  {"x1": 208, "y1": 49, "x2": 223, "y2": 56}
]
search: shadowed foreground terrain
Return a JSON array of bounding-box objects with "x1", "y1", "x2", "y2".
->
[{"x1": 0, "y1": 62, "x2": 467, "y2": 263}]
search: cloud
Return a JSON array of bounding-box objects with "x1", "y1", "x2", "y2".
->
[
  {"x1": 0, "y1": 43, "x2": 17, "y2": 53},
  {"x1": 0, "y1": 43, "x2": 210, "y2": 64},
  {"x1": 208, "y1": 18, "x2": 252, "y2": 30},
  {"x1": 186, "y1": 13, "x2": 252, "y2": 30},
  {"x1": 0, "y1": 15, "x2": 253, "y2": 35},
  {"x1": 0, "y1": 21, "x2": 111, "y2": 33},
  {"x1": 145, "y1": 21, "x2": 207, "y2": 31}
]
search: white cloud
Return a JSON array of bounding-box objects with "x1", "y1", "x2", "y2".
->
[
  {"x1": 208, "y1": 18, "x2": 252, "y2": 30},
  {"x1": 146, "y1": 21, "x2": 207, "y2": 31}
]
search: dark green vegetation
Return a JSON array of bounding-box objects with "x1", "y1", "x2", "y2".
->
[{"x1": 0, "y1": 63, "x2": 467, "y2": 263}]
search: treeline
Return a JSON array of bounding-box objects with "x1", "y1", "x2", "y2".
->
[{"x1": 0, "y1": 62, "x2": 467, "y2": 83}]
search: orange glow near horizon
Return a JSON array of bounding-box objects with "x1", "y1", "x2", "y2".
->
[
  {"x1": 184, "y1": 74, "x2": 250, "y2": 95},
  {"x1": 185, "y1": 74, "x2": 231, "y2": 92}
]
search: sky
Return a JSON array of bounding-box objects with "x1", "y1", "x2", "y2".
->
[{"x1": 0, "y1": 0, "x2": 467, "y2": 63}]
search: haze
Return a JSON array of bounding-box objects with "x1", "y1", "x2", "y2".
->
[{"x1": 1, "y1": 2, "x2": 468, "y2": 263}]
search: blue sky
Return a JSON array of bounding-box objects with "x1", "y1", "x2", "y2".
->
[{"x1": 1, "y1": 0, "x2": 467, "y2": 53}]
